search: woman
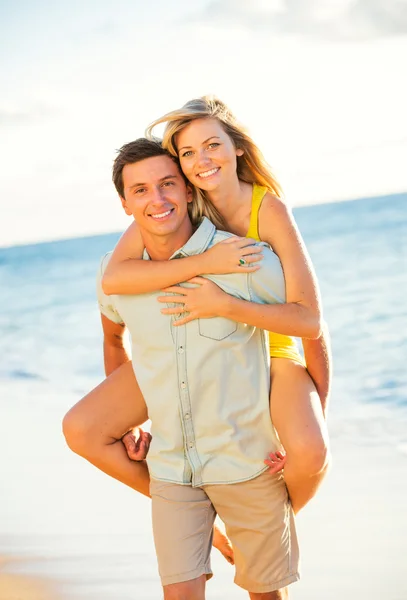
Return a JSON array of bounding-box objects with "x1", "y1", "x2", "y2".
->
[{"x1": 102, "y1": 96, "x2": 331, "y2": 513}]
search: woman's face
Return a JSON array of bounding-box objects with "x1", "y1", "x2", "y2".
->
[{"x1": 176, "y1": 118, "x2": 243, "y2": 192}]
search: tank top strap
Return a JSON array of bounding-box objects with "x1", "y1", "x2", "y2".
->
[{"x1": 246, "y1": 184, "x2": 268, "y2": 242}]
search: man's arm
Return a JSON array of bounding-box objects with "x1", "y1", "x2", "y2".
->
[
  {"x1": 301, "y1": 321, "x2": 332, "y2": 417},
  {"x1": 100, "y1": 313, "x2": 131, "y2": 376},
  {"x1": 97, "y1": 253, "x2": 130, "y2": 376}
]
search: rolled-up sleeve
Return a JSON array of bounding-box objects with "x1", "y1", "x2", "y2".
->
[
  {"x1": 96, "y1": 252, "x2": 124, "y2": 324},
  {"x1": 247, "y1": 245, "x2": 286, "y2": 305}
]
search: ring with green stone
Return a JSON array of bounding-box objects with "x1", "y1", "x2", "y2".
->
[{"x1": 239, "y1": 258, "x2": 247, "y2": 266}]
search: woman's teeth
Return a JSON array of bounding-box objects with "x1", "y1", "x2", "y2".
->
[{"x1": 198, "y1": 167, "x2": 219, "y2": 179}]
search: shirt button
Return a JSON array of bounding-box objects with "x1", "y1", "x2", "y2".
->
[
  {"x1": 178, "y1": 346, "x2": 184, "y2": 354},
  {"x1": 188, "y1": 442, "x2": 194, "y2": 449},
  {"x1": 185, "y1": 413, "x2": 190, "y2": 419},
  {"x1": 180, "y1": 382, "x2": 186, "y2": 389}
]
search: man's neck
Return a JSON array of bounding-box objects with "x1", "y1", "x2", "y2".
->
[{"x1": 143, "y1": 222, "x2": 194, "y2": 261}]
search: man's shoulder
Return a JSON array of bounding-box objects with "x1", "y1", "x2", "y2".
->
[
  {"x1": 210, "y1": 228, "x2": 271, "y2": 253},
  {"x1": 210, "y1": 229, "x2": 233, "y2": 247},
  {"x1": 99, "y1": 251, "x2": 113, "y2": 275}
]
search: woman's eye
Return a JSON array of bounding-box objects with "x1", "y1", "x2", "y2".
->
[
  {"x1": 208, "y1": 143, "x2": 220, "y2": 149},
  {"x1": 182, "y1": 150, "x2": 193, "y2": 157}
]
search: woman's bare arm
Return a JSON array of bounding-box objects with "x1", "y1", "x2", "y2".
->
[
  {"x1": 258, "y1": 194, "x2": 322, "y2": 332},
  {"x1": 158, "y1": 195, "x2": 323, "y2": 339},
  {"x1": 302, "y1": 322, "x2": 332, "y2": 416},
  {"x1": 102, "y1": 220, "x2": 262, "y2": 295}
]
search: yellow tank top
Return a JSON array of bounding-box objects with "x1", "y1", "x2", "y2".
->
[{"x1": 247, "y1": 184, "x2": 304, "y2": 364}]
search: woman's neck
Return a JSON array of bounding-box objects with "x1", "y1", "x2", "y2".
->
[
  {"x1": 206, "y1": 179, "x2": 253, "y2": 235},
  {"x1": 207, "y1": 179, "x2": 252, "y2": 224}
]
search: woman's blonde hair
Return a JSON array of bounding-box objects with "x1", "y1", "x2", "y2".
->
[{"x1": 146, "y1": 95, "x2": 283, "y2": 230}]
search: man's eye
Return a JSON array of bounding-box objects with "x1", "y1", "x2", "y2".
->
[
  {"x1": 135, "y1": 188, "x2": 146, "y2": 194},
  {"x1": 162, "y1": 181, "x2": 174, "y2": 187}
]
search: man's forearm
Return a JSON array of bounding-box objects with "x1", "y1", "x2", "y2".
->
[
  {"x1": 301, "y1": 322, "x2": 332, "y2": 416},
  {"x1": 103, "y1": 340, "x2": 131, "y2": 377}
]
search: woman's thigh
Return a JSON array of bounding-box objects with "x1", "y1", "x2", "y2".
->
[
  {"x1": 269, "y1": 359, "x2": 328, "y2": 458},
  {"x1": 65, "y1": 360, "x2": 148, "y2": 440}
]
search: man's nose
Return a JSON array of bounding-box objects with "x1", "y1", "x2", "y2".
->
[{"x1": 151, "y1": 186, "x2": 167, "y2": 203}]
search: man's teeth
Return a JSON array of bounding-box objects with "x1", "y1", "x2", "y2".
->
[
  {"x1": 198, "y1": 168, "x2": 219, "y2": 178},
  {"x1": 151, "y1": 210, "x2": 172, "y2": 220}
]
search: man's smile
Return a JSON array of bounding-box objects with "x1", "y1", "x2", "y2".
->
[{"x1": 149, "y1": 208, "x2": 175, "y2": 220}]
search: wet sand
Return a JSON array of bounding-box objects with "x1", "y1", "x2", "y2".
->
[
  {"x1": 1, "y1": 432, "x2": 406, "y2": 600},
  {"x1": 0, "y1": 557, "x2": 60, "y2": 600}
]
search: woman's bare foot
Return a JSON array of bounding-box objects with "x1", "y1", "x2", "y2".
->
[
  {"x1": 264, "y1": 451, "x2": 286, "y2": 474},
  {"x1": 213, "y1": 524, "x2": 234, "y2": 565},
  {"x1": 122, "y1": 428, "x2": 151, "y2": 461}
]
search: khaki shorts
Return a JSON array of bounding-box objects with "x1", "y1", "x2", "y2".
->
[{"x1": 150, "y1": 471, "x2": 300, "y2": 593}]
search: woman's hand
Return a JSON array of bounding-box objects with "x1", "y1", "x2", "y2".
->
[
  {"x1": 200, "y1": 237, "x2": 263, "y2": 275},
  {"x1": 158, "y1": 277, "x2": 230, "y2": 326}
]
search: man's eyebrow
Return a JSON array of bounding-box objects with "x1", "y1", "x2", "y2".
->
[
  {"x1": 159, "y1": 174, "x2": 178, "y2": 182},
  {"x1": 128, "y1": 175, "x2": 178, "y2": 190},
  {"x1": 178, "y1": 136, "x2": 220, "y2": 151}
]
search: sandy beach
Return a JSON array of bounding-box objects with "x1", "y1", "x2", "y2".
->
[
  {"x1": 1, "y1": 195, "x2": 406, "y2": 599},
  {"x1": 0, "y1": 556, "x2": 60, "y2": 600},
  {"x1": 2, "y1": 419, "x2": 406, "y2": 600}
]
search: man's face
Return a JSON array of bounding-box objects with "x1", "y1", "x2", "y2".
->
[{"x1": 121, "y1": 155, "x2": 193, "y2": 240}]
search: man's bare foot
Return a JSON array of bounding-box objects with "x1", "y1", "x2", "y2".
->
[
  {"x1": 264, "y1": 451, "x2": 286, "y2": 474},
  {"x1": 212, "y1": 524, "x2": 234, "y2": 565},
  {"x1": 122, "y1": 428, "x2": 151, "y2": 461}
]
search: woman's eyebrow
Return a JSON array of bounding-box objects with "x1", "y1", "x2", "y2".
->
[{"x1": 178, "y1": 136, "x2": 221, "y2": 151}]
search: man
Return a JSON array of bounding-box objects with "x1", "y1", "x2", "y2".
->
[{"x1": 95, "y1": 137, "x2": 301, "y2": 599}]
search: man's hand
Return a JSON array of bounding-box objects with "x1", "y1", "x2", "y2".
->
[{"x1": 122, "y1": 427, "x2": 152, "y2": 461}]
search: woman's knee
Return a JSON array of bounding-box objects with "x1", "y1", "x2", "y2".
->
[
  {"x1": 287, "y1": 430, "x2": 330, "y2": 476},
  {"x1": 62, "y1": 406, "x2": 94, "y2": 456}
]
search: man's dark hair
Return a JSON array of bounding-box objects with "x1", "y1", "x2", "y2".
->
[{"x1": 112, "y1": 137, "x2": 184, "y2": 197}]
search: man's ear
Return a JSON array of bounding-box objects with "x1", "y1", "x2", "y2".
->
[
  {"x1": 186, "y1": 185, "x2": 193, "y2": 203},
  {"x1": 120, "y1": 195, "x2": 133, "y2": 216}
]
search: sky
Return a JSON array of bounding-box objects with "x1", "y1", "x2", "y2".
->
[{"x1": 1, "y1": 0, "x2": 407, "y2": 247}]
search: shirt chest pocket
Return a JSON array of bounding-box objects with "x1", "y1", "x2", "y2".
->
[{"x1": 198, "y1": 317, "x2": 237, "y2": 341}]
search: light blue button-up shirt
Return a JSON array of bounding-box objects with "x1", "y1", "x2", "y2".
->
[{"x1": 97, "y1": 217, "x2": 286, "y2": 487}]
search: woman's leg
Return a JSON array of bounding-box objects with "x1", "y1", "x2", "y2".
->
[
  {"x1": 62, "y1": 360, "x2": 150, "y2": 496},
  {"x1": 62, "y1": 361, "x2": 234, "y2": 563},
  {"x1": 268, "y1": 359, "x2": 331, "y2": 514}
]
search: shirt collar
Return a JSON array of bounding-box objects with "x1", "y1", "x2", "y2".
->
[{"x1": 143, "y1": 217, "x2": 216, "y2": 261}]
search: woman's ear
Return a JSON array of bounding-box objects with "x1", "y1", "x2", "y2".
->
[{"x1": 236, "y1": 148, "x2": 244, "y2": 156}]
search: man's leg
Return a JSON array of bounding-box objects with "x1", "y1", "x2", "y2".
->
[
  {"x1": 62, "y1": 361, "x2": 150, "y2": 496},
  {"x1": 205, "y1": 471, "x2": 300, "y2": 596},
  {"x1": 249, "y1": 590, "x2": 288, "y2": 600},
  {"x1": 150, "y1": 479, "x2": 216, "y2": 600},
  {"x1": 163, "y1": 575, "x2": 206, "y2": 600}
]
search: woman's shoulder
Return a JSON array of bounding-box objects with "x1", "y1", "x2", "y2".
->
[{"x1": 258, "y1": 192, "x2": 294, "y2": 244}]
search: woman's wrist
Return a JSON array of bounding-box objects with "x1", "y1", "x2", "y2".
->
[
  {"x1": 196, "y1": 251, "x2": 212, "y2": 275},
  {"x1": 216, "y1": 291, "x2": 235, "y2": 318}
]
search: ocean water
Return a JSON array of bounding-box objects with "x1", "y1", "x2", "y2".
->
[
  {"x1": 1, "y1": 193, "x2": 406, "y2": 598},
  {"x1": 1, "y1": 193, "x2": 406, "y2": 430}
]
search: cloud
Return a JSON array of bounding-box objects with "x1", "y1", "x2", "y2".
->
[
  {"x1": 190, "y1": 0, "x2": 407, "y2": 40},
  {"x1": 0, "y1": 104, "x2": 55, "y2": 126}
]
